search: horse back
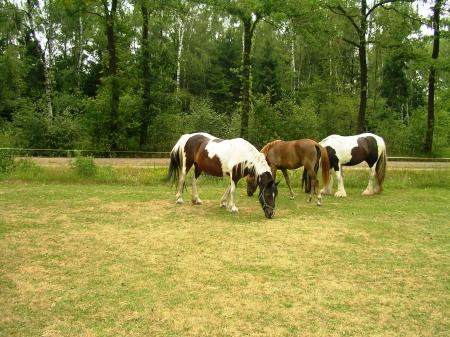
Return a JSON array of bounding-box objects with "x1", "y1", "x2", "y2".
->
[{"x1": 265, "y1": 139, "x2": 317, "y2": 170}]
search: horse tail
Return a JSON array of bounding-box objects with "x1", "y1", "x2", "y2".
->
[
  {"x1": 375, "y1": 149, "x2": 387, "y2": 193},
  {"x1": 163, "y1": 144, "x2": 182, "y2": 184},
  {"x1": 317, "y1": 144, "x2": 330, "y2": 188}
]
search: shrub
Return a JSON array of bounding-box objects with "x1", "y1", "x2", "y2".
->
[
  {"x1": 0, "y1": 149, "x2": 14, "y2": 174},
  {"x1": 69, "y1": 151, "x2": 98, "y2": 178}
]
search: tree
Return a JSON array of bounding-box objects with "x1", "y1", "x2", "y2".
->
[
  {"x1": 24, "y1": 0, "x2": 54, "y2": 122},
  {"x1": 203, "y1": 0, "x2": 286, "y2": 138},
  {"x1": 328, "y1": 0, "x2": 412, "y2": 133},
  {"x1": 424, "y1": 0, "x2": 443, "y2": 153}
]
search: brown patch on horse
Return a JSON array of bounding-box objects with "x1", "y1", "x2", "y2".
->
[{"x1": 183, "y1": 134, "x2": 223, "y2": 177}]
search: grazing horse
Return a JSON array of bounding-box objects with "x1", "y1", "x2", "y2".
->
[
  {"x1": 246, "y1": 139, "x2": 331, "y2": 206},
  {"x1": 315, "y1": 133, "x2": 387, "y2": 197},
  {"x1": 165, "y1": 132, "x2": 279, "y2": 219}
]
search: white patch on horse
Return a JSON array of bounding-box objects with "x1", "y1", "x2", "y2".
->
[
  {"x1": 321, "y1": 134, "x2": 358, "y2": 165},
  {"x1": 204, "y1": 138, "x2": 270, "y2": 178}
]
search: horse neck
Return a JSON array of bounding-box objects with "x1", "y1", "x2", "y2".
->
[{"x1": 257, "y1": 171, "x2": 273, "y2": 187}]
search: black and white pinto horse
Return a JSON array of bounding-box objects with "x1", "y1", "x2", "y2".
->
[
  {"x1": 165, "y1": 133, "x2": 279, "y2": 218},
  {"x1": 316, "y1": 133, "x2": 387, "y2": 197}
]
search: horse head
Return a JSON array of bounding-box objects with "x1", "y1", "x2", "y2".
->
[
  {"x1": 257, "y1": 172, "x2": 279, "y2": 219},
  {"x1": 246, "y1": 174, "x2": 257, "y2": 196}
]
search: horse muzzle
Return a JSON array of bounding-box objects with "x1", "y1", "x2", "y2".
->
[{"x1": 264, "y1": 208, "x2": 275, "y2": 219}]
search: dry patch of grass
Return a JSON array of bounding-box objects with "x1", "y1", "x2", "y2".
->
[{"x1": 1, "y1": 181, "x2": 449, "y2": 336}]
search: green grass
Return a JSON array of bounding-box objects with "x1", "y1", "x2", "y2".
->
[{"x1": 0, "y1": 164, "x2": 449, "y2": 336}]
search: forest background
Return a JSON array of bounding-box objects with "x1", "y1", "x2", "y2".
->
[{"x1": 0, "y1": 0, "x2": 449, "y2": 157}]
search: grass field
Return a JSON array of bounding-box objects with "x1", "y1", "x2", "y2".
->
[{"x1": 0, "y1": 164, "x2": 449, "y2": 336}]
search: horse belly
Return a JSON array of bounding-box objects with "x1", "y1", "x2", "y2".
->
[
  {"x1": 269, "y1": 146, "x2": 300, "y2": 170},
  {"x1": 195, "y1": 153, "x2": 225, "y2": 177}
]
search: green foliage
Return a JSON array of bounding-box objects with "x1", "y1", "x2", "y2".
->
[
  {"x1": 69, "y1": 151, "x2": 98, "y2": 178},
  {"x1": 0, "y1": 149, "x2": 14, "y2": 174},
  {"x1": 6, "y1": 95, "x2": 86, "y2": 151},
  {"x1": 183, "y1": 98, "x2": 240, "y2": 139},
  {"x1": 1, "y1": 0, "x2": 449, "y2": 157},
  {"x1": 0, "y1": 45, "x2": 28, "y2": 121},
  {"x1": 318, "y1": 94, "x2": 359, "y2": 138}
]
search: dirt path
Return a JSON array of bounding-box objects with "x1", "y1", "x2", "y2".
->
[
  {"x1": 20, "y1": 157, "x2": 450, "y2": 169},
  {"x1": 20, "y1": 157, "x2": 170, "y2": 167}
]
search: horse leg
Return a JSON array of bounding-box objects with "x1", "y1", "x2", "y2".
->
[
  {"x1": 281, "y1": 169, "x2": 294, "y2": 200},
  {"x1": 190, "y1": 165, "x2": 203, "y2": 205},
  {"x1": 334, "y1": 165, "x2": 347, "y2": 197},
  {"x1": 320, "y1": 172, "x2": 333, "y2": 195},
  {"x1": 362, "y1": 166, "x2": 376, "y2": 195},
  {"x1": 176, "y1": 167, "x2": 189, "y2": 205},
  {"x1": 309, "y1": 169, "x2": 323, "y2": 206},
  {"x1": 305, "y1": 168, "x2": 318, "y2": 204},
  {"x1": 221, "y1": 179, "x2": 238, "y2": 213},
  {"x1": 227, "y1": 180, "x2": 239, "y2": 214},
  {"x1": 220, "y1": 184, "x2": 231, "y2": 209}
]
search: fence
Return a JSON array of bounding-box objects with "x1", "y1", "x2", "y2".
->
[
  {"x1": 2, "y1": 148, "x2": 450, "y2": 169},
  {"x1": 0, "y1": 148, "x2": 171, "y2": 158}
]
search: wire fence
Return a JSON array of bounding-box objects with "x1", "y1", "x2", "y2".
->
[
  {"x1": 2, "y1": 148, "x2": 450, "y2": 169},
  {"x1": 0, "y1": 148, "x2": 171, "y2": 158}
]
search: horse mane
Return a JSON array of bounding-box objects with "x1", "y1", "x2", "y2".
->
[
  {"x1": 260, "y1": 140, "x2": 281, "y2": 157},
  {"x1": 233, "y1": 139, "x2": 271, "y2": 181}
]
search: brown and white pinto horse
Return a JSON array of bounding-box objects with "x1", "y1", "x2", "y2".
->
[
  {"x1": 315, "y1": 133, "x2": 387, "y2": 197},
  {"x1": 165, "y1": 133, "x2": 279, "y2": 219},
  {"x1": 246, "y1": 139, "x2": 331, "y2": 206}
]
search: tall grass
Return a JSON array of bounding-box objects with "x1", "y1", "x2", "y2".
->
[{"x1": 2, "y1": 158, "x2": 449, "y2": 190}]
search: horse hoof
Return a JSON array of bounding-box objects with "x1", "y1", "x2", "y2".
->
[
  {"x1": 290, "y1": 196, "x2": 294, "y2": 200},
  {"x1": 220, "y1": 205, "x2": 227, "y2": 209},
  {"x1": 176, "y1": 201, "x2": 183, "y2": 205},
  {"x1": 231, "y1": 210, "x2": 238, "y2": 214}
]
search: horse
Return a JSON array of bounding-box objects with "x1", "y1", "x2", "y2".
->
[
  {"x1": 164, "y1": 132, "x2": 279, "y2": 219},
  {"x1": 309, "y1": 133, "x2": 387, "y2": 197},
  {"x1": 246, "y1": 139, "x2": 331, "y2": 206}
]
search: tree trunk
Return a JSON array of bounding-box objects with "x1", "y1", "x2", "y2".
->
[
  {"x1": 176, "y1": 17, "x2": 184, "y2": 92},
  {"x1": 357, "y1": 0, "x2": 368, "y2": 134},
  {"x1": 104, "y1": 0, "x2": 119, "y2": 151},
  {"x1": 239, "y1": 15, "x2": 259, "y2": 139},
  {"x1": 26, "y1": 0, "x2": 53, "y2": 123},
  {"x1": 139, "y1": 4, "x2": 151, "y2": 148},
  {"x1": 77, "y1": 15, "x2": 84, "y2": 91},
  {"x1": 424, "y1": 0, "x2": 441, "y2": 154}
]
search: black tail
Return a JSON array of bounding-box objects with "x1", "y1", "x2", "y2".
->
[
  {"x1": 302, "y1": 168, "x2": 312, "y2": 193},
  {"x1": 163, "y1": 147, "x2": 181, "y2": 184}
]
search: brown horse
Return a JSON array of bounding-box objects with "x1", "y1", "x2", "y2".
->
[{"x1": 246, "y1": 139, "x2": 331, "y2": 205}]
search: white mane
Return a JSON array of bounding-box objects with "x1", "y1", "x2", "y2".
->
[{"x1": 204, "y1": 137, "x2": 270, "y2": 179}]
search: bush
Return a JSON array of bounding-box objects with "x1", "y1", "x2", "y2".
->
[
  {"x1": 0, "y1": 149, "x2": 14, "y2": 174},
  {"x1": 69, "y1": 151, "x2": 98, "y2": 178}
]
